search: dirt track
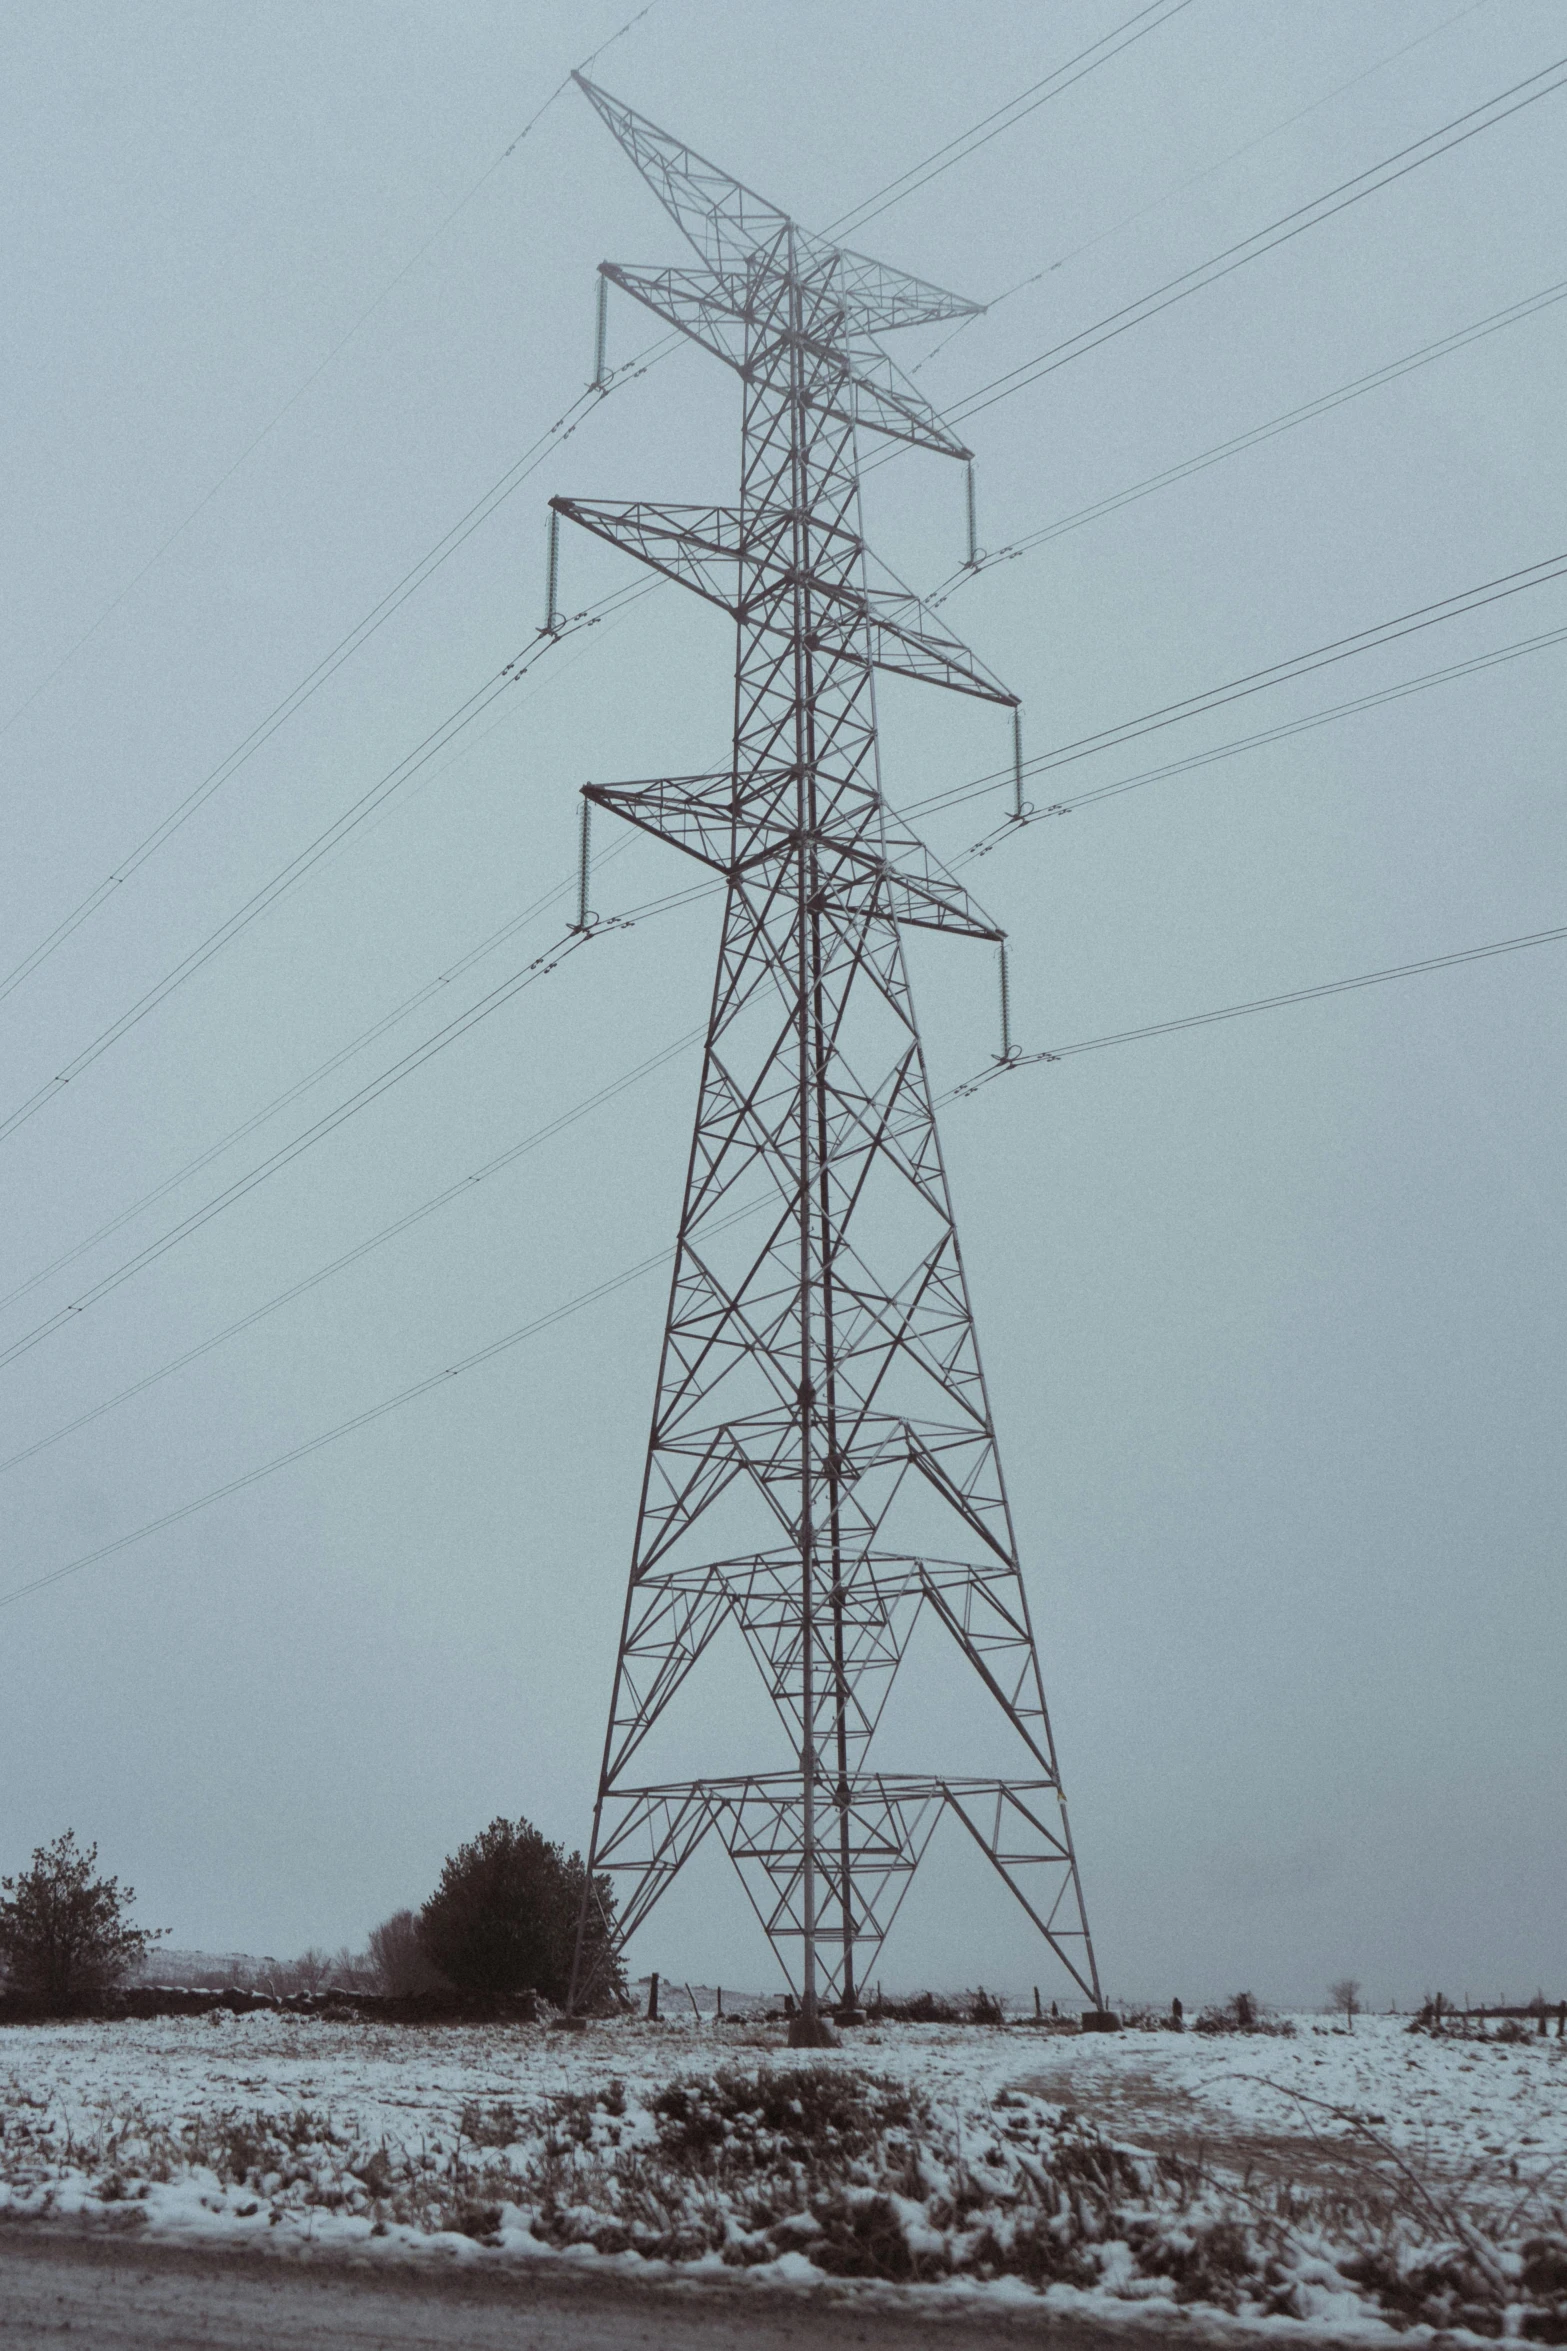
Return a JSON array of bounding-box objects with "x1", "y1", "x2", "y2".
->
[{"x1": 0, "y1": 2226, "x2": 1204, "y2": 2351}]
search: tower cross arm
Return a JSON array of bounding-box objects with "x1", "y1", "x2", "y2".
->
[
  {"x1": 602, "y1": 264, "x2": 751, "y2": 373},
  {"x1": 601, "y1": 262, "x2": 971, "y2": 457},
  {"x1": 584, "y1": 773, "x2": 752, "y2": 872},
  {"x1": 831, "y1": 247, "x2": 985, "y2": 333},
  {"x1": 551, "y1": 497, "x2": 742, "y2": 614},
  {"x1": 860, "y1": 593, "x2": 1016, "y2": 705},
  {"x1": 583, "y1": 772, "x2": 1005, "y2": 943},
  {"x1": 828, "y1": 344, "x2": 972, "y2": 460},
  {"x1": 551, "y1": 497, "x2": 1017, "y2": 704},
  {"x1": 576, "y1": 74, "x2": 981, "y2": 335}
]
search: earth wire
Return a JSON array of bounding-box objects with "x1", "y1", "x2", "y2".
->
[{"x1": 0, "y1": 0, "x2": 661, "y2": 747}]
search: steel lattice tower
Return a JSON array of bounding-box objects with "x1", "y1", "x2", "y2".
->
[{"x1": 558, "y1": 74, "x2": 1103, "y2": 2023}]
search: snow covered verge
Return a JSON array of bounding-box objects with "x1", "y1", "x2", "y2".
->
[{"x1": 2, "y1": 2013, "x2": 1563, "y2": 2339}]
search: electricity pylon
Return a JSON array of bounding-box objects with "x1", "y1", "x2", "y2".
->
[{"x1": 559, "y1": 74, "x2": 1103, "y2": 2024}]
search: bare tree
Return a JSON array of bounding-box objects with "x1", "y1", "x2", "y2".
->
[
  {"x1": 1329, "y1": 1977, "x2": 1362, "y2": 2030},
  {"x1": 367, "y1": 1909, "x2": 450, "y2": 1997}
]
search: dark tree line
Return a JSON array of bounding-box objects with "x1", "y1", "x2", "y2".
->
[{"x1": 1, "y1": 1816, "x2": 622, "y2": 2015}]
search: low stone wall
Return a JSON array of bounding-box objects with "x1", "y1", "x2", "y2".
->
[{"x1": 0, "y1": 1985, "x2": 554, "y2": 2026}]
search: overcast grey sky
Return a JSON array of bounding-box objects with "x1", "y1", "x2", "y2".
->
[{"x1": 2, "y1": 0, "x2": 1563, "y2": 2011}]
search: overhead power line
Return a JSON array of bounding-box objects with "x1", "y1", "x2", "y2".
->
[
  {"x1": 8, "y1": 908, "x2": 1564, "y2": 1616},
  {"x1": 956, "y1": 921, "x2": 1567, "y2": 1094},
  {"x1": 0, "y1": 392, "x2": 592, "y2": 1010},
  {"x1": 0, "y1": 927, "x2": 590, "y2": 1377},
  {"x1": 903, "y1": 53, "x2": 1567, "y2": 441},
  {"x1": 931, "y1": 278, "x2": 1567, "y2": 606},
  {"x1": 0, "y1": 0, "x2": 660, "y2": 749},
  {"x1": 0, "y1": 865, "x2": 713, "y2": 1382},
  {"x1": 0, "y1": 1023, "x2": 704, "y2": 1482},
  {"x1": 826, "y1": 0, "x2": 1194, "y2": 239},
  {"x1": 913, "y1": 0, "x2": 1493, "y2": 373},
  {"x1": 0, "y1": 834, "x2": 634, "y2": 1324},
  {"x1": 0, "y1": 1230, "x2": 692, "y2": 1620},
  {"x1": 0, "y1": 581, "x2": 654, "y2": 1153},
  {"x1": 0, "y1": 362, "x2": 674, "y2": 1019},
  {"x1": 957, "y1": 621, "x2": 1567, "y2": 856},
  {"x1": 901, "y1": 550, "x2": 1567, "y2": 826}
]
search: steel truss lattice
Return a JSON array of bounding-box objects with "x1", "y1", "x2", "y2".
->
[{"x1": 560, "y1": 74, "x2": 1103, "y2": 2018}]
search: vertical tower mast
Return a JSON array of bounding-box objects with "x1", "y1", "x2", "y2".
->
[{"x1": 559, "y1": 77, "x2": 1102, "y2": 2021}]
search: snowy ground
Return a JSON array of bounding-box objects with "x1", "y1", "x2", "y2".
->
[
  {"x1": 1019, "y1": 2019, "x2": 1567, "y2": 2203},
  {"x1": 2, "y1": 2011, "x2": 1563, "y2": 2338}
]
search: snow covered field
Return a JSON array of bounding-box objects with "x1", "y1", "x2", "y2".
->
[
  {"x1": 2, "y1": 2011, "x2": 1563, "y2": 2337},
  {"x1": 1022, "y1": 2018, "x2": 1567, "y2": 2200}
]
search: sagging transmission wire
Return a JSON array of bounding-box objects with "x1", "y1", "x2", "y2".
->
[
  {"x1": 949, "y1": 52, "x2": 1567, "y2": 425},
  {"x1": 7, "y1": 903, "x2": 1565, "y2": 1617},
  {"x1": 0, "y1": 1021, "x2": 706, "y2": 1482},
  {"x1": 19, "y1": 547, "x2": 1558, "y2": 1336},
  {"x1": 0, "y1": 928, "x2": 591, "y2": 1376},
  {"x1": 954, "y1": 621, "x2": 1567, "y2": 862},
  {"x1": 951, "y1": 920, "x2": 1567, "y2": 1097},
  {"x1": 866, "y1": 49, "x2": 1567, "y2": 472},
  {"x1": 927, "y1": 277, "x2": 1567, "y2": 609},
  {"x1": 0, "y1": 358, "x2": 667, "y2": 1018},
  {"x1": 0, "y1": 864, "x2": 717, "y2": 1382},
  {"x1": 823, "y1": 0, "x2": 1195, "y2": 240},
  {"x1": 897, "y1": 550, "x2": 1567, "y2": 829},
  {"x1": 0, "y1": 819, "x2": 646, "y2": 1323},
  {"x1": 0, "y1": 9, "x2": 1192, "y2": 1018},
  {"x1": 912, "y1": 0, "x2": 1492, "y2": 376},
  {"x1": 17, "y1": 550, "x2": 1560, "y2": 1322},
  {"x1": 0, "y1": 573, "x2": 657, "y2": 1153},
  {"x1": 0, "y1": 1198, "x2": 759, "y2": 1621},
  {"x1": 0, "y1": 602, "x2": 656, "y2": 1323},
  {"x1": 0, "y1": 0, "x2": 661, "y2": 751}
]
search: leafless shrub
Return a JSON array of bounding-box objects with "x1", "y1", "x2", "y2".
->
[
  {"x1": 1194, "y1": 1992, "x2": 1295, "y2": 2037},
  {"x1": 367, "y1": 1910, "x2": 451, "y2": 1998},
  {"x1": 863, "y1": 1989, "x2": 962, "y2": 2023}
]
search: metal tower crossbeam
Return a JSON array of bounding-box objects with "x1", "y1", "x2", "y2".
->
[
  {"x1": 562, "y1": 77, "x2": 1102, "y2": 2020},
  {"x1": 549, "y1": 498, "x2": 1015, "y2": 701}
]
